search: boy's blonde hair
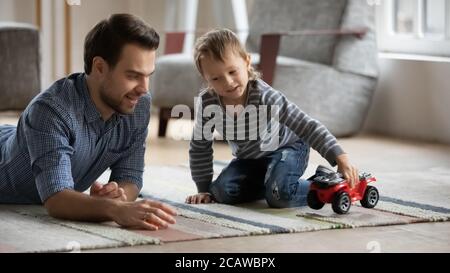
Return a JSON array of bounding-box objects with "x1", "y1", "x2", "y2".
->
[{"x1": 194, "y1": 28, "x2": 260, "y2": 81}]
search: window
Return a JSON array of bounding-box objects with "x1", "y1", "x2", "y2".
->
[{"x1": 376, "y1": 0, "x2": 450, "y2": 57}]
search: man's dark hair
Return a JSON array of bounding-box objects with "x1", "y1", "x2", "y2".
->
[{"x1": 84, "y1": 13, "x2": 159, "y2": 74}]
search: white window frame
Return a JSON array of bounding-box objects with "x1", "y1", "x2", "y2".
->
[{"x1": 376, "y1": 0, "x2": 450, "y2": 57}]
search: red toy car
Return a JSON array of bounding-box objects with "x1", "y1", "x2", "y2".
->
[{"x1": 306, "y1": 165, "x2": 379, "y2": 214}]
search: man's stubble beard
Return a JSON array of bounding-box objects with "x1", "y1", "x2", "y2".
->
[{"x1": 99, "y1": 84, "x2": 134, "y2": 115}]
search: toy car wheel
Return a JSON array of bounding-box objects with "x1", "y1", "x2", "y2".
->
[
  {"x1": 307, "y1": 190, "x2": 325, "y2": 210},
  {"x1": 360, "y1": 186, "x2": 379, "y2": 208},
  {"x1": 332, "y1": 191, "x2": 351, "y2": 214}
]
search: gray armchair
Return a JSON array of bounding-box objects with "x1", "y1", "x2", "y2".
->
[
  {"x1": 151, "y1": 0, "x2": 378, "y2": 137},
  {"x1": 0, "y1": 22, "x2": 40, "y2": 111}
]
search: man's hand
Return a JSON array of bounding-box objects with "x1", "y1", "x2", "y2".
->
[
  {"x1": 185, "y1": 192, "x2": 214, "y2": 204},
  {"x1": 336, "y1": 153, "x2": 359, "y2": 188},
  {"x1": 45, "y1": 189, "x2": 177, "y2": 231},
  {"x1": 111, "y1": 199, "x2": 178, "y2": 230},
  {"x1": 90, "y1": 181, "x2": 127, "y2": 201}
]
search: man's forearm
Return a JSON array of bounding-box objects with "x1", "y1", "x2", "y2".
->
[{"x1": 44, "y1": 189, "x2": 118, "y2": 222}]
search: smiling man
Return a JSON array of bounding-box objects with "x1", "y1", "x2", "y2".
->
[{"x1": 0, "y1": 14, "x2": 177, "y2": 230}]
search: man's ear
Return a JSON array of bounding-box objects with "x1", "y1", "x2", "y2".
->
[{"x1": 92, "y1": 56, "x2": 108, "y2": 76}]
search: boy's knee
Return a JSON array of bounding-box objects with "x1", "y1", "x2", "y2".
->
[
  {"x1": 209, "y1": 179, "x2": 242, "y2": 204},
  {"x1": 264, "y1": 178, "x2": 311, "y2": 208},
  {"x1": 264, "y1": 178, "x2": 290, "y2": 208}
]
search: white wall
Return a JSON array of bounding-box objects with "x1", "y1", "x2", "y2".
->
[
  {"x1": 70, "y1": 0, "x2": 135, "y2": 73},
  {"x1": 69, "y1": 0, "x2": 243, "y2": 73},
  {"x1": 0, "y1": 0, "x2": 15, "y2": 21},
  {"x1": 364, "y1": 58, "x2": 450, "y2": 145},
  {"x1": 0, "y1": 0, "x2": 226, "y2": 83},
  {"x1": 0, "y1": 0, "x2": 35, "y2": 24}
]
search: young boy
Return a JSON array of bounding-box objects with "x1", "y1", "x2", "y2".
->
[{"x1": 186, "y1": 29, "x2": 358, "y2": 207}]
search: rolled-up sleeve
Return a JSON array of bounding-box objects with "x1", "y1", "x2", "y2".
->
[{"x1": 23, "y1": 102, "x2": 75, "y2": 202}]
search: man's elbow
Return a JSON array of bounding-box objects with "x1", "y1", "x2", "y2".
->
[{"x1": 43, "y1": 191, "x2": 68, "y2": 219}]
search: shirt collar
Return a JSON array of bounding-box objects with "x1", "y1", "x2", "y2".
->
[{"x1": 79, "y1": 74, "x2": 125, "y2": 125}]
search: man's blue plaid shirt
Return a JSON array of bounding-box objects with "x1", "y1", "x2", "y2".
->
[{"x1": 0, "y1": 73, "x2": 150, "y2": 204}]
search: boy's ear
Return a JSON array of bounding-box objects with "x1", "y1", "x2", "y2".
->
[
  {"x1": 207, "y1": 85, "x2": 215, "y2": 94},
  {"x1": 246, "y1": 54, "x2": 251, "y2": 68}
]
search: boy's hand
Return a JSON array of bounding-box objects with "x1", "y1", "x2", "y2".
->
[
  {"x1": 336, "y1": 154, "x2": 359, "y2": 188},
  {"x1": 90, "y1": 181, "x2": 127, "y2": 201},
  {"x1": 185, "y1": 193, "x2": 215, "y2": 204}
]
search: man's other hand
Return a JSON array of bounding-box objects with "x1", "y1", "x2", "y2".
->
[{"x1": 90, "y1": 181, "x2": 127, "y2": 201}]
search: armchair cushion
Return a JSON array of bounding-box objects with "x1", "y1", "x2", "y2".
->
[
  {"x1": 0, "y1": 23, "x2": 40, "y2": 110},
  {"x1": 333, "y1": 0, "x2": 379, "y2": 78},
  {"x1": 246, "y1": 0, "x2": 348, "y2": 65},
  {"x1": 250, "y1": 53, "x2": 376, "y2": 136},
  {"x1": 151, "y1": 53, "x2": 203, "y2": 109}
]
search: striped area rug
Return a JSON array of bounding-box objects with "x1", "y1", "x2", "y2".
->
[
  {"x1": 1, "y1": 164, "x2": 449, "y2": 252},
  {"x1": 140, "y1": 164, "x2": 450, "y2": 233},
  {"x1": 0, "y1": 205, "x2": 160, "y2": 253}
]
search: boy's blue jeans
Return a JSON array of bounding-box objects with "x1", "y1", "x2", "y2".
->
[{"x1": 210, "y1": 140, "x2": 310, "y2": 208}]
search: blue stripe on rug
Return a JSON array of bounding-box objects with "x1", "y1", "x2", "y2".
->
[
  {"x1": 142, "y1": 194, "x2": 291, "y2": 233},
  {"x1": 380, "y1": 196, "x2": 450, "y2": 214}
]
